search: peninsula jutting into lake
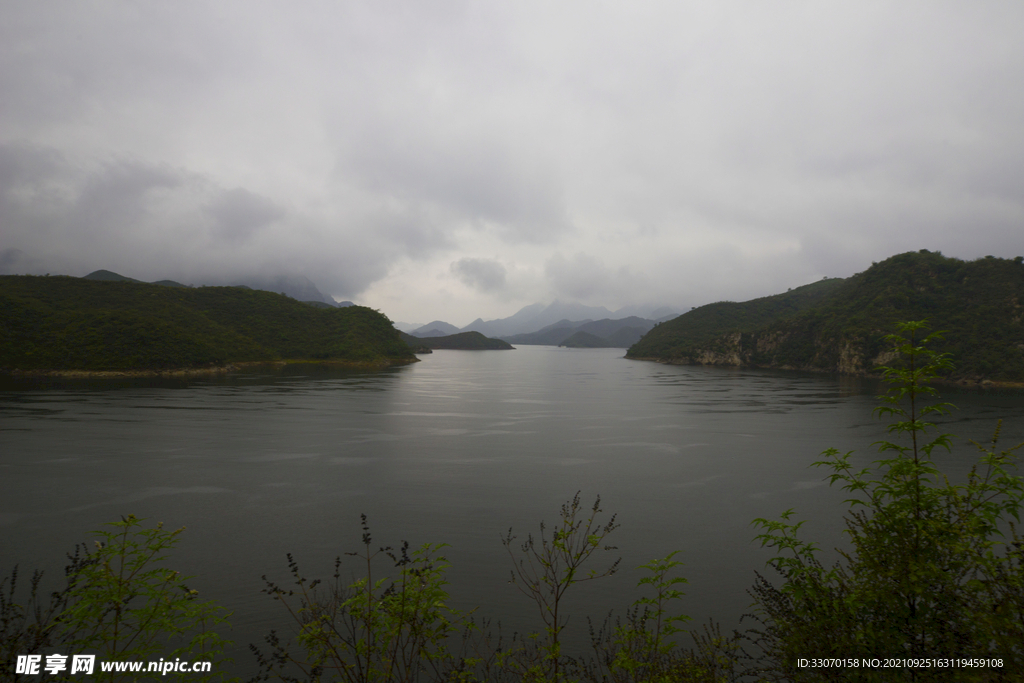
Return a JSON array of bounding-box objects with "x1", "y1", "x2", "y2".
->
[
  {"x1": 0, "y1": 274, "x2": 416, "y2": 374},
  {"x1": 628, "y1": 251, "x2": 1024, "y2": 385}
]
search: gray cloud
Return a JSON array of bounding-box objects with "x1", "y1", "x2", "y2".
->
[
  {"x1": 337, "y1": 121, "x2": 568, "y2": 243},
  {"x1": 451, "y1": 257, "x2": 507, "y2": 292},
  {"x1": 2, "y1": 2, "x2": 1024, "y2": 323},
  {"x1": 0, "y1": 142, "x2": 64, "y2": 190},
  {"x1": 74, "y1": 160, "x2": 185, "y2": 235},
  {"x1": 0, "y1": 143, "x2": 424, "y2": 298},
  {"x1": 544, "y1": 252, "x2": 645, "y2": 306},
  {"x1": 205, "y1": 188, "x2": 285, "y2": 242},
  {"x1": 0, "y1": 248, "x2": 34, "y2": 275},
  {"x1": 0, "y1": 3, "x2": 250, "y2": 133}
]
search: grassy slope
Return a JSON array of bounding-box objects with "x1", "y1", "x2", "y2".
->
[
  {"x1": 0, "y1": 276, "x2": 415, "y2": 371},
  {"x1": 627, "y1": 251, "x2": 1024, "y2": 381}
]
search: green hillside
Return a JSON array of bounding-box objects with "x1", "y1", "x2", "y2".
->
[
  {"x1": 604, "y1": 326, "x2": 647, "y2": 348},
  {"x1": 627, "y1": 251, "x2": 1024, "y2": 382},
  {"x1": 628, "y1": 277, "x2": 846, "y2": 358},
  {"x1": 399, "y1": 330, "x2": 513, "y2": 350},
  {"x1": 0, "y1": 275, "x2": 415, "y2": 372}
]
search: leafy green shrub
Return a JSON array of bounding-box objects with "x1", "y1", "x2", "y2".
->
[
  {"x1": 580, "y1": 554, "x2": 741, "y2": 683},
  {"x1": 60, "y1": 515, "x2": 234, "y2": 682},
  {"x1": 501, "y1": 493, "x2": 621, "y2": 681},
  {"x1": 1, "y1": 561, "x2": 78, "y2": 681},
  {"x1": 751, "y1": 322, "x2": 1024, "y2": 681},
  {"x1": 2, "y1": 515, "x2": 234, "y2": 683},
  {"x1": 254, "y1": 497, "x2": 744, "y2": 683},
  {"x1": 251, "y1": 515, "x2": 484, "y2": 683}
]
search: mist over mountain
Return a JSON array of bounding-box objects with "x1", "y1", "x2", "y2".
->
[
  {"x1": 611, "y1": 304, "x2": 681, "y2": 321},
  {"x1": 82, "y1": 270, "x2": 348, "y2": 307},
  {"x1": 409, "y1": 301, "x2": 683, "y2": 343},
  {"x1": 504, "y1": 316, "x2": 657, "y2": 348},
  {"x1": 400, "y1": 302, "x2": 678, "y2": 348},
  {"x1": 231, "y1": 275, "x2": 345, "y2": 307},
  {"x1": 459, "y1": 301, "x2": 678, "y2": 338},
  {"x1": 409, "y1": 321, "x2": 463, "y2": 338},
  {"x1": 78, "y1": 271, "x2": 672, "y2": 335}
]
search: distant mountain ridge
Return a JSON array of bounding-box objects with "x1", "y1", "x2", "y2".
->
[
  {"x1": 627, "y1": 251, "x2": 1024, "y2": 383},
  {"x1": 463, "y1": 301, "x2": 615, "y2": 337},
  {"x1": 461, "y1": 301, "x2": 678, "y2": 338},
  {"x1": 409, "y1": 320, "x2": 463, "y2": 337},
  {"x1": 505, "y1": 316, "x2": 656, "y2": 348},
  {"x1": 233, "y1": 274, "x2": 347, "y2": 307},
  {"x1": 407, "y1": 302, "x2": 681, "y2": 341},
  {"x1": 82, "y1": 270, "x2": 351, "y2": 307}
]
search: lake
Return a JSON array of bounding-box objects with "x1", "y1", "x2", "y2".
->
[{"x1": 3, "y1": 345, "x2": 1023, "y2": 676}]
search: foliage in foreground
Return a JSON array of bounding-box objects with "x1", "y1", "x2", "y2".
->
[
  {"x1": 751, "y1": 321, "x2": 1024, "y2": 681},
  {"x1": 250, "y1": 495, "x2": 738, "y2": 683},
  {"x1": 2, "y1": 516, "x2": 233, "y2": 683}
]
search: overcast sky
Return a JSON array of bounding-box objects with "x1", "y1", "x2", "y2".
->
[{"x1": 2, "y1": 2, "x2": 1022, "y2": 326}]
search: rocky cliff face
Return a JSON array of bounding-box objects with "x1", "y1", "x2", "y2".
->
[
  {"x1": 660, "y1": 329, "x2": 895, "y2": 377},
  {"x1": 657, "y1": 328, "x2": 1023, "y2": 387},
  {"x1": 835, "y1": 340, "x2": 864, "y2": 374},
  {"x1": 657, "y1": 324, "x2": 950, "y2": 383},
  {"x1": 690, "y1": 332, "x2": 744, "y2": 366}
]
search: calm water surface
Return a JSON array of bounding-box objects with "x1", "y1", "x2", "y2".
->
[{"x1": 3, "y1": 346, "x2": 1023, "y2": 674}]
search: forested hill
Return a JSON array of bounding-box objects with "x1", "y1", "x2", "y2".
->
[
  {"x1": 399, "y1": 330, "x2": 514, "y2": 350},
  {"x1": 627, "y1": 251, "x2": 1024, "y2": 383},
  {"x1": 0, "y1": 275, "x2": 416, "y2": 372},
  {"x1": 627, "y1": 278, "x2": 846, "y2": 357}
]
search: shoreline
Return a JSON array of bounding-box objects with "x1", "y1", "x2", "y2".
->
[
  {"x1": 3, "y1": 357, "x2": 419, "y2": 379},
  {"x1": 624, "y1": 355, "x2": 1024, "y2": 390}
]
